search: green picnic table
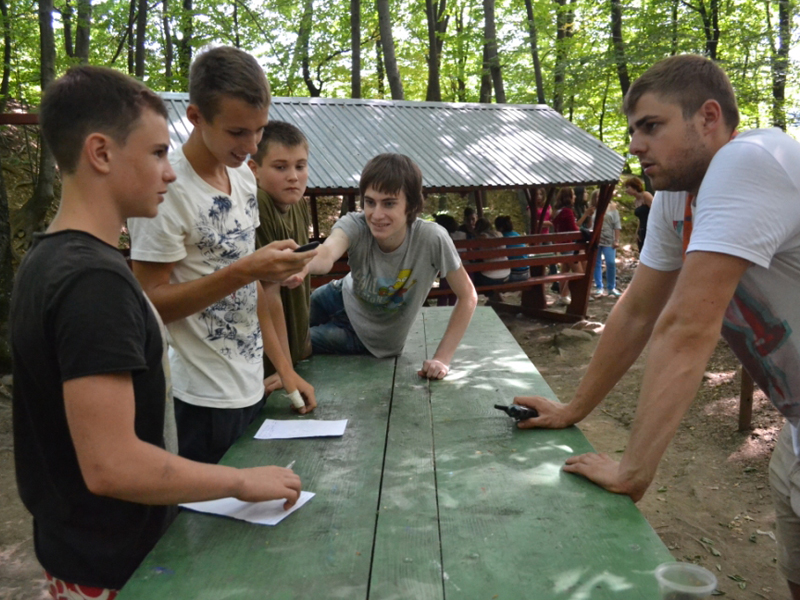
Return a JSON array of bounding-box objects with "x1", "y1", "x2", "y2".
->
[{"x1": 118, "y1": 306, "x2": 673, "y2": 599}]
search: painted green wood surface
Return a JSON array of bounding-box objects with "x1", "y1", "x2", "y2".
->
[
  {"x1": 422, "y1": 307, "x2": 673, "y2": 599},
  {"x1": 118, "y1": 307, "x2": 672, "y2": 599},
  {"x1": 367, "y1": 316, "x2": 445, "y2": 599},
  {"x1": 118, "y1": 354, "x2": 396, "y2": 600}
]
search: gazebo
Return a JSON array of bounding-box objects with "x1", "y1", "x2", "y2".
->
[{"x1": 160, "y1": 94, "x2": 624, "y2": 238}]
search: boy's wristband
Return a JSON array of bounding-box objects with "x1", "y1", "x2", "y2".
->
[{"x1": 287, "y1": 389, "x2": 305, "y2": 409}]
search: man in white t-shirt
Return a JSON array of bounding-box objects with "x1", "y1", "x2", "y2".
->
[
  {"x1": 129, "y1": 47, "x2": 317, "y2": 464},
  {"x1": 511, "y1": 54, "x2": 800, "y2": 598}
]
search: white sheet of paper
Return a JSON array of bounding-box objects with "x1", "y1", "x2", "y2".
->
[
  {"x1": 254, "y1": 418, "x2": 348, "y2": 440},
  {"x1": 180, "y1": 491, "x2": 315, "y2": 526}
]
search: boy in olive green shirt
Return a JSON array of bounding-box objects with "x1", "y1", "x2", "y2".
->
[{"x1": 248, "y1": 122, "x2": 312, "y2": 382}]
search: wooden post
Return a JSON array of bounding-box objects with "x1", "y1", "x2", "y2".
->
[
  {"x1": 739, "y1": 367, "x2": 754, "y2": 431},
  {"x1": 309, "y1": 195, "x2": 320, "y2": 240},
  {"x1": 475, "y1": 189, "x2": 485, "y2": 218},
  {"x1": 566, "y1": 182, "x2": 612, "y2": 319}
]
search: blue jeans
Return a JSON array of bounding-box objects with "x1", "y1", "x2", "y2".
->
[
  {"x1": 309, "y1": 280, "x2": 368, "y2": 355},
  {"x1": 594, "y1": 245, "x2": 617, "y2": 291}
]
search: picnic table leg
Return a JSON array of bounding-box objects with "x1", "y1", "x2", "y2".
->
[
  {"x1": 738, "y1": 366, "x2": 754, "y2": 431},
  {"x1": 521, "y1": 266, "x2": 547, "y2": 309}
]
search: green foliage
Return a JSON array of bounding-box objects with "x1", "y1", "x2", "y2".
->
[{"x1": 0, "y1": 0, "x2": 797, "y2": 154}]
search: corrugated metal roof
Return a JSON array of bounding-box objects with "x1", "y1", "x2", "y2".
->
[{"x1": 161, "y1": 93, "x2": 624, "y2": 192}]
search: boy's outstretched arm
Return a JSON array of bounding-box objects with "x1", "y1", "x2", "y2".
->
[
  {"x1": 133, "y1": 239, "x2": 315, "y2": 324},
  {"x1": 283, "y1": 229, "x2": 351, "y2": 288},
  {"x1": 419, "y1": 265, "x2": 477, "y2": 379},
  {"x1": 256, "y1": 283, "x2": 316, "y2": 413},
  {"x1": 65, "y1": 372, "x2": 302, "y2": 509}
]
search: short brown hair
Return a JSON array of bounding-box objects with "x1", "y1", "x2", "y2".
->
[
  {"x1": 189, "y1": 46, "x2": 271, "y2": 121},
  {"x1": 623, "y1": 54, "x2": 739, "y2": 131},
  {"x1": 251, "y1": 121, "x2": 308, "y2": 165},
  {"x1": 625, "y1": 176, "x2": 644, "y2": 193},
  {"x1": 359, "y1": 154, "x2": 424, "y2": 225},
  {"x1": 40, "y1": 65, "x2": 167, "y2": 175}
]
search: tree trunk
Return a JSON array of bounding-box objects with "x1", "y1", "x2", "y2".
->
[
  {"x1": 14, "y1": 0, "x2": 57, "y2": 250},
  {"x1": 425, "y1": 0, "x2": 447, "y2": 102},
  {"x1": 135, "y1": 0, "x2": 147, "y2": 78},
  {"x1": 126, "y1": 0, "x2": 135, "y2": 74},
  {"x1": 162, "y1": 0, "x2": 173, "y2": 90},
  {"x1": 610, "y1": 0, "x2": 630, "y2": 98},
  {"x1": 232, "y1": 2, "x2": 240, "y2": 48},
  {"x1": 453, "y1": 4, "x2": 466, "y2": 101},
  {"x1": 682, "y1": 0, "x2": 720, "y2": 60},
  {"x1": 598, "y1": 73, "x2": 610, "y2": 142},
  {"x1": 377, "y1": 0, "x2": 403, "y2": 99},
  {"x1": 670, "y1": 0, "x2": 679, "y2": 55},
  {"x1": 177, "y1": 0, "x2": 193, "y2": 85},
  {"x1": 375, "y1": 38, "x2": 385, "y2": 98},
  {"x1": 75, "y1": 0, "x2": 91, "y2": 63},
  {"x1": 0, "y1": 0, "x2": 10, "y2": 110},
  {"x1": 523, "y1": 0, "x2": 545, "y2": 104},
  {"x1": 483, "y1": 0, "x2": 505, "y2": 103},
  {"x1": 63, "y1": 0, "x2": 74, "y2": 57},
  {"x1": 769, "y1": 0, "x2": 792, "y2": 130},
  {"x1": 0, "y1": 153, "x2": 12, "y2": 371},
  {"x1": 295, "y1": 0, "x2": 321, "y2": 96},
  {"x1": 479, "y1": 43, "x2": 492, "y2": 103},
  {"x1": 351, "y1": 0, "x2": 361, "y2": 98},
  {"x1": 552, "y1": 0, "x2": 572, "y2": 114}
]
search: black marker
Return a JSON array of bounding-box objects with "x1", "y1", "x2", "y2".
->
[
  {"x1": 294, "y1": 241, "x2": 320, "y2": 253},
  {"x1": 494, "y1": 403, "x2": 538, "y2": 421}
]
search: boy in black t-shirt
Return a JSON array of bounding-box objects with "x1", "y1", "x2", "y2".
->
[{"x1": 10, "y1": 66, "x2": 303, "y2": 596}]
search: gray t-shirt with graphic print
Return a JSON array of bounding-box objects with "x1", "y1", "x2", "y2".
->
[{"x1": 334, "y1": 213, "x2": 462, "y2": 358}]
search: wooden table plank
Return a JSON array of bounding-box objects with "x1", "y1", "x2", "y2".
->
[
  {"x1": 118, "y1": 354, "x2": 396, "y2": 600},
  {"x1": 420, "y1": 307, "x2": 672, "y2": 599},
  {"x1": 368, "y1": 316, "x2": 445, "y2": 600}
]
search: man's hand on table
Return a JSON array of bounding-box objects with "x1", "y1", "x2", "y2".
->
[
  {"x1": 512, "y1": 395, "x2": 580, "y2": 429},
  {"x1": 418, "y1": 359, "x2": 449, "y2": 380},
  {"x1": 236, "y1": 466, "x2": 302, "y2": 510},
  {"x1": 562, "y1": 453, "x2": 647, "y2": 502}
]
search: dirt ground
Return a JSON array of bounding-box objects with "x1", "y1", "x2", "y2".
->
[{"x1": 0, "y1": 250, "x2": 790, "y2": 600}]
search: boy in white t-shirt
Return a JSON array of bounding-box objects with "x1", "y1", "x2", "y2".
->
[
  {"x1": 129, "y1": 47, "x2": 318, "y2": 464},
  {"x1": 511, "y1": 55, "x2": 800, "y2": 599}
]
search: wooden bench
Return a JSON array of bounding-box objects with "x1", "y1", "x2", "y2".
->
[
  {"x1": 310, "y1": 229, "x2": 597, "y2": 323},
  {"x1": 118, "y1": 306, "x2": 673, "y2": 599}
]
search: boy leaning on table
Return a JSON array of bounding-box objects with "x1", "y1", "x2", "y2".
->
[
  {"x1": 128, "y1": 46, "x2": 318, "y2": 466},
  {"x1": 289, "y1": 153, "x2": 479, "y2": 379},
  {"x1": 10, "y1": 65, "x2": 302, "y2": 599},
  {"x1": 512, "y1": 54, "x2": 800, "y2": 600}
]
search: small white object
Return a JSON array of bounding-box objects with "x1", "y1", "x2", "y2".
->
[
  {"x1": 181, "y1": 491, "x2": 315, "y2": 526},
  {"x1": 287, "y1": 389, "x2": 305, "y2": 409},
  {"x1": 254, "y1": 418, "x2": 348, "y2": 440}
]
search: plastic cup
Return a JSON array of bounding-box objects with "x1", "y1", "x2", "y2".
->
[{"x1": 654, "y1": 562, "x2": 717, "y2": 600}]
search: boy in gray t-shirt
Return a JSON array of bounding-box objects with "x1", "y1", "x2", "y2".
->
[{"x1": 301, "y1": 153, "x2": 478, "y2": 379}]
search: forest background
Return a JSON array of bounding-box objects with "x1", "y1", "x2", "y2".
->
[{"x1": 0, "y1": 0, "x2": 798, "y2": 376}]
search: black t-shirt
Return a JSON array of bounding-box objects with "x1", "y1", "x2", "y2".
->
[{"x1": 11, "y1": 230, "x2": 171, "y2": 589}]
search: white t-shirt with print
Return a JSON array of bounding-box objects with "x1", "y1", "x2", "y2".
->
[
  {"x1": 641, "y1": 129, "x2": 800, "y2": 455},
  {"x1": 128, "y1": 145, "x2": 264, "y2": 409}
]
